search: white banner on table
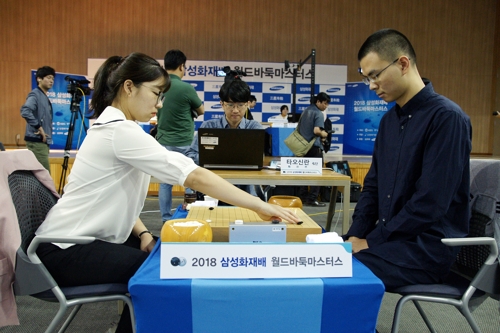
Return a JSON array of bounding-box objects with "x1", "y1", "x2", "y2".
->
[
  {"x1": 280, "y1": 157, "x2": 322, "y2": 175},
  {"x1": 160, "y1": 243, "x2": 352, "y2": 279}
]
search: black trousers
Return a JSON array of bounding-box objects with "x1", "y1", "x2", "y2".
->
[
  {"x1": 354, "y1": 251, "x2": 441, "y2": 290},
  {"x1": 299, "y1": 146, "x2": 324, "y2": 203},
  {"x1": 37, "y1": 235, "x2": 148, "y2": 286},
  {"x1": 37, "y1": 234, "x2": 150, "y2": 333}
]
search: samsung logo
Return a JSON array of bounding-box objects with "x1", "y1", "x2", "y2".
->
[
  {"x1": 211, "y1": 104, "x2": 223, "y2": 109},
  {"x1": 327, "y1": 87, "x2": 341, "y2": 93},
  {"x1": 329, "y1": 116, "x2": 341, "y2": 123},
  {"x1": 190, "y1": 83, "x2": 198, "y2": 88},
  {"x1": 299, "y1": 97, "x2": 310, "y2": 102},
  {"x1": 269, "y1": 86, "x2": 285, "y2": 91},
  {"x1": 330, "y1": 146, "x2": 340, "y2": 151}
]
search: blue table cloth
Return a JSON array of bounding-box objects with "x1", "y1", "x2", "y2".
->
[{"x1": 129, "y1": 207, "x2": 385, "y2": 333}]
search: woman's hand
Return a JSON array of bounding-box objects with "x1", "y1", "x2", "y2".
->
[
  {"x1": 254, "y1": 202, "x2": 301, "y2": 224},
  {"x1": 133, "y1": 218, "x2": 156, "y2": 253},
  {"x1": 185, "y1": 168, "x2": 304, "y2": 223},
  {"x1": 140, "y1": 233, "x2": 156, "y2": 253}
]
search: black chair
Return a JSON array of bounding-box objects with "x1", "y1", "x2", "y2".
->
[
  {"x1": 9, "y1": 170, "x2": 136, "y2": 333},
  {"x1": 389, "y1": 210, "x2": 499, "y2": 332},
  {"x1": 389, "y1": 159, "x2": 500, "y2": 333}
]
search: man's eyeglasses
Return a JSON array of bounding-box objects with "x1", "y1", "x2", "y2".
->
[
  {"x1": 359, "y1": 58, "x2": 400, "y2": 85},
  {"x1": 223, "y1": 102, "x2": 247, "y2": 111},
  {"x1": 142, "y1": 84, "x2": 165, "y2": 105}
]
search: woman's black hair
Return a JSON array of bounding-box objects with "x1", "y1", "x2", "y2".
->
[
  {"x1": 90, "y1": 52, "x2": 170, "y2": 118},
  {"x1": 280, "y1": 105, "x2": 288, "y2": 112},
  {"x1": 218, "y1": 78, "x2": 251, "y2": 103}
]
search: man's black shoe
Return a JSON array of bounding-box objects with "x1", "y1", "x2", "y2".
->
[{"x1": 304, "y1": 200, "x2": 326, "y2": 207}]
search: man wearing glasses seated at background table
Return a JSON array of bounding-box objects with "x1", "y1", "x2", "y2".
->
[{"x1": 186, "y1": 78, "x2": 262, "y2": 198}]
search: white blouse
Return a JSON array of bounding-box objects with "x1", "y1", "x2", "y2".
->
[{"x1": 36, "y1": 106, "x2": 198, "y2": 248}]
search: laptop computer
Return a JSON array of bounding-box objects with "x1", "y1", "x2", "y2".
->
[
  {"x1": 198, "y1": 128, "x2": 265, "y2": 170},
  {"x1": 326, "y1": 160, "x2": 353, "y2": 178}
]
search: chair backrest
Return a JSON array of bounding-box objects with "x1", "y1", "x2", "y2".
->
[
  {"x1": 451, "y1": 159, "x2": 500, "y2": 299},
  {"x1": 454, "y1": 209, "x2": 492, "y2": 277},
  {"x1": 9, "y1": 170, "x2": 60, "y2": 296},
  {"x1": 8, "y1": 170, "x2": 58, "y2": 252},
  {"x1": 469, "y1": 159, "x2": 500, "y2": 263}
]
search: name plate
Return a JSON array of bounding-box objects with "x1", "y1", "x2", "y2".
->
[
  {"x1": 280, "y1": 157, "x2": 322, "y2": 175},
  {"x1": 160, "y1": 243, "x2": 352, "y2": 279}
]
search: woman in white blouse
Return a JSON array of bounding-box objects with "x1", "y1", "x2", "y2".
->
[{"x1": 35, "y1": 52, "x2": 299, "y2": 333}]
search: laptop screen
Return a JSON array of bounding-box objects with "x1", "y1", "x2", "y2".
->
[
  {"x1": 327, "y1": 160, "x2": 353, "y2": 178},
  {"x1": 198, "y1": 128, "x2": 265, "y2": 170}
]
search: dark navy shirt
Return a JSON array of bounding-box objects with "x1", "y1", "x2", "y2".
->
[{"x1": 347, "y1": 83, "x2": 472, "y2": 277}]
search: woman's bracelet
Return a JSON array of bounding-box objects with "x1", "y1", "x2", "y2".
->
[{"x1": 138, "y1": 230, "x2": 153, "y2": 238}]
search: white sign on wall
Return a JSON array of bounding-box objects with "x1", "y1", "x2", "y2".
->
[{"x1": 88, "y1": 59, "x2": 347, "y2": 155}]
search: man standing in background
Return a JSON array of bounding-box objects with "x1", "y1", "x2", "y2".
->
[
  {"x1": 245, "y1": 94, "x2": 256, "y2": 120},
  {"x1": 157, "y1": 50, "x2": 204, "y2": 221},
  {"x1": 20, "y1": 66, "x2": 56, "y2": 173},
  {"x1": 297, "y1": 92, "x2": 330, "y2": 207}
]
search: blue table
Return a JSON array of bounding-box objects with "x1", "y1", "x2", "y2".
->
[
  {"x1": 266, "y1": 127, "x2": 295, "y2": 157},
  {"x1": 129, "y1": 208, "x2": 385, "y2": 333}
]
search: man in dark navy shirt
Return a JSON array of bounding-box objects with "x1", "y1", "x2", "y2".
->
[{"x1": 345, "y1": 29, "x2": 472, "y2": 290}]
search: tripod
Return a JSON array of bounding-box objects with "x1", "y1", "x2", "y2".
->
[{"x1": 58, "y1": 91, "x2": 88, "y2": 194}]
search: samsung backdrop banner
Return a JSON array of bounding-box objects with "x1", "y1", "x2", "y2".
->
[
  {"x1": 88, "y1": 59, "x2": 347, "y2": 155},
  {"x1": 31, "y1": 70, "x2": 91, "y2": 150},
  {"x1": 343, "y1": 83, "x2": 395, "y2": 155}
]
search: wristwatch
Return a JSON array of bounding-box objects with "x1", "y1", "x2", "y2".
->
[{"x1": 138, "y1": 230, "x2": 153, "y2": 238}]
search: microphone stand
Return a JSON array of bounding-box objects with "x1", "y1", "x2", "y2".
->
[{"x1": 287, "y1": 49, "x2": 316, "y2": 122}]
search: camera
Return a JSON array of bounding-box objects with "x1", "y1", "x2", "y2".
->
[
  {"x1": 321, "y1": 128, "x2": 335, "y2": 134},
  {"x1": 65, "y1": 76, "x2": 92, "y2": 96},
  {"x1": 218, "y1": 66, "x2": 247, "y2": 83}
]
